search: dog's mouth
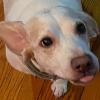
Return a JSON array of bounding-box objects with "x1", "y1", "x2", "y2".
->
[
  {"x1": 70, "y1": 65, "x2": 99, "y2": 85},
  {"x1": 79, "y1": 75, "x2": 94, "y2": 83},
  {"x1": 70, "y1": 73, "x2": 95, "y2": 85}
]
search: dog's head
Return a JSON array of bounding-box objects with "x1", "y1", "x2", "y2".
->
[{"x1": 3, "y1": 7, "x2": 99, "y2": 85}]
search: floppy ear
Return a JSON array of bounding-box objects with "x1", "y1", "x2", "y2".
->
[
  {"x1": 0, "y1": 21, "x2": 30, "y2": 55},
  {"x1": 78, "y1": 12, "x2": 99, "y2": 38}
]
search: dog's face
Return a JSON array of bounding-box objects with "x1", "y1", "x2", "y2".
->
[
  {"x1": 24, "y1": 8, "x2": 99, "y2": 85},
  {"x1": 2, "y1": 8, "x2": 99, "y2": 85}
]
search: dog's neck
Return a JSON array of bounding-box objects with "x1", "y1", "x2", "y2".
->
[{"x1": 4, "y1": 0, "x2": 82, "y2": 22}]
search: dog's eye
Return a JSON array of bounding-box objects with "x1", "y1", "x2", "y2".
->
[
  {"x1": 40, "y1": 37, "x2": 53, "y2": 48},
  {"x1": 76, "y1": 22, "x2": 86, "y2": 34}
]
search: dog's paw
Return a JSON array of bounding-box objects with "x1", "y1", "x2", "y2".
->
[{"x1": 51, "y1": 79, "x2": 68, "y2": 97}]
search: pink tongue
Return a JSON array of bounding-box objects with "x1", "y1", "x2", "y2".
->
[{"x1": 80, "y1": 75, "x2": 94, "y2": 83}]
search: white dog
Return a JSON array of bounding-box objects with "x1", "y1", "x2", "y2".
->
[{"x1": 0, "y1": 0, "x2": 99, "y2": 97}]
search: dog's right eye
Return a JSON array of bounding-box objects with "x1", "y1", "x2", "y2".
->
[
  {"x1": 76, "y1": 22, "x2": 86, "y2": 34},
  {"x1": 40, "y1": 37, "x2": 53, "y2": 48}
]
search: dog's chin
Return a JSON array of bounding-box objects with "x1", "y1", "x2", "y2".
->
[{"x1": 70, "y1": 75, "x2": 95, "y2": 86}]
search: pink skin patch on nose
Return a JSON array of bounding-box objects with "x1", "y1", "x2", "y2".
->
[{"x1": 80, "y1": 75, "x2": 94, "y2": 83}]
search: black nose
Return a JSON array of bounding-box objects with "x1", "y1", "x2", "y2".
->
[{"x1": 71, "y1": 55, "x2": 92, "y2": 73}]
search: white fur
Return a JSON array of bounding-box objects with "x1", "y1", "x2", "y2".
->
[{"x1": 4, "y1": 0, "x2": 82, "y2": 22}]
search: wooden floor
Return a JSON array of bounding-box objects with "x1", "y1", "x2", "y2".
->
[{"x1": 0, "y1": 0, "x2": 100, "y2": 100}]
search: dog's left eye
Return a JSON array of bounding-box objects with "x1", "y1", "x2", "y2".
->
[{"x1": 76, "y1": 22, "x2": 86, "y2": 34}]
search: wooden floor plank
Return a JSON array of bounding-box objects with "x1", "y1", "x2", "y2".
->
[{"x1": 0, "y1": 44, "x2": 34, "y2": 100}]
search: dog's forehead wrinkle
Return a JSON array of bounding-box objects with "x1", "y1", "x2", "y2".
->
[
  {"x1": 39, "y1": 13, "x2": 63, "y2": 35},
  {"x1": 28, "y1": 14, "x2": 64, "y2": 43}
]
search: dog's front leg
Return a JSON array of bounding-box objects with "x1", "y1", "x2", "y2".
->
[{"x1": 51, "y1": 79, "x2": 68, "y2": 97}]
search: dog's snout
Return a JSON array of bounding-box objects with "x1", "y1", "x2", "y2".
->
[{"x1": 71, "y1": 55, "x2": 92, "y2": 73}]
